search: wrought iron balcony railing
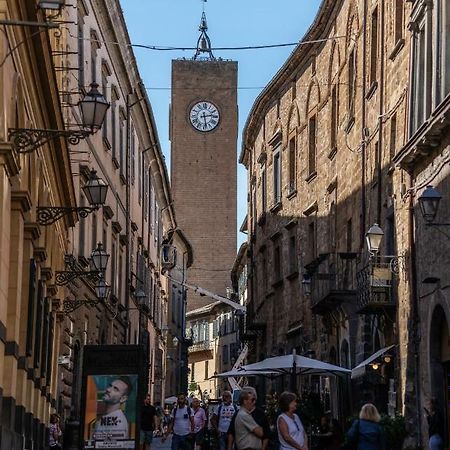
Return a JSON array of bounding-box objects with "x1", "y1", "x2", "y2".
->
[
  {"x1": 188, "y1": 340, "x2": 214, "y2": 354},
  {"x1": 356, "y1": 255, "x2": 405, "y2": 314},
  {"x1": 308, "y1": 252, "x2": 358, "y2": 315}
]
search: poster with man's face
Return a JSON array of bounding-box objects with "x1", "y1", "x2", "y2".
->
[{"x1": 83, "y1": 374, "x2": 138, "y2": 449}]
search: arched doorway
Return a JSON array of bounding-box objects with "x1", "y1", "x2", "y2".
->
[{"x1": 430, "y1": 305, "x2": 450, "y2": 446}]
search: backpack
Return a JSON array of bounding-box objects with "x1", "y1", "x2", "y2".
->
[
  {"x1": 173, "y1": 406, "x2": 192, "y2": 421},
  {"x1": 217, "y1": 404, "x2": 236, "y2": 428}
]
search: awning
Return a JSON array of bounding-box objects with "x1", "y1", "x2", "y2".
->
[{"x1": 351, "y1": 345, "x2": 396, "y2": 379}]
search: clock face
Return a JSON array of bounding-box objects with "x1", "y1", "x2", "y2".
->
[{"x1": 189, "y1": 101, "x2": 220, "y2": 132}]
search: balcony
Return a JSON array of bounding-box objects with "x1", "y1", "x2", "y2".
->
[
  {"x1": 309, "y1": 252, "x2": 358, "y2": 315},
  {"x1": 188, "y1": 340, "x2": 213, "y2": 354},
  {"x1": 356, "y1": 256, "x2": 399, "y2": 314}
]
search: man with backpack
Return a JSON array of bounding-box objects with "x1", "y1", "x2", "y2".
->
[
  {"x1": 211, "y1": 391, "x2": 237, "y2": 450},
  {"x1": 162, "y1": 393, "x2": 194, "y2": 450}
]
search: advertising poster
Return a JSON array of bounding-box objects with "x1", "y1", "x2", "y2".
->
[{"x1": 83, "y1": 374, "x2": 138, "y2": 449}]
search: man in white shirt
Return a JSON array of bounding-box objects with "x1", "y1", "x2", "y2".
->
[
  {"x1": 163, "y1": 393, "x2": 194, "y2": 450},
  {"x1": 93, "y1": 377, "x2": 132, "y2": 441},
  {"x1": 212, "y1": 391, "x2": 237, "y2": 450},
  {"x1": 234, "y1": 390, "x2": 263, "y2": 450}
]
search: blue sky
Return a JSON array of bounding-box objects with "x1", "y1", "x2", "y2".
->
[{"x1": 120, "y1": 0, "x2": 322, "y2": 244}]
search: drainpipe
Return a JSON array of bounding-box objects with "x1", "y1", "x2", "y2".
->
[{"x1": 409, "y1": 174, "x2": 422, "y2": 445}]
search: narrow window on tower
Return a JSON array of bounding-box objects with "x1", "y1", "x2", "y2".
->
[
  {"x1": 289, "y1": 234, "x2": 298, "y2": 274},
  {"x1": 273, "y1": 146, "x2": 281, "y2": 205},
  {"x1": 348, "y1": 49, "x2": 356, "y2": 117},
  {"x1": 77, "y1": 7, "x2": 85, "y2": 90},
  {"x1": 111, "y1": 89, "x2": 118, "y2": 165},
  {"x1": 101, "y1": 69, "x2": 109, "y2": 146},
  {"x1": 389, "y1": 113, "x2": 397, "y2": 161},
  {"x1": 288, "y1": 135, "x2": 296, "y2": 195},
  {"x1": 330, "y1": 86, "x2": 338, "y2": 153},
  {"x1": 308, "y1": 221, "x2": 316, "y2": 263},
  {"x1": 308, "y1": 115, "x2": 317, "y2": 176},
  {"x1": 273, "y1": 240, "x2": 282, "y2": 284},
  {"x1": 394, "y1": 0, "x2": 404, "y2": 44},
  {"x1": 370, "y1": 6, "x2": 379, "y2": 87},
  {"x1": 261, "y1": 164, "x2": 267, "y2": 214}
]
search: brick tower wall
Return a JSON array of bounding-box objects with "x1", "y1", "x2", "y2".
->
[{"x1": 171, "y1": 59, "x2": 238, "y2": 311}]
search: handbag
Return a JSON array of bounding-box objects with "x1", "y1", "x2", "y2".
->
[{"x1": 341, "y1": 419, "x2": 359, "y2": 450}]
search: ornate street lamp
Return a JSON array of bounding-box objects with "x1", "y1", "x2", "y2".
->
[
  {"x1": 55, "y1": 244, "x2": 109, "y2": 286},
  {"x1": 8, "y1": 82, "x2": 109, "y2": 154},
  {"x1": 90, "y1": 242, "x2": 110, "y2": 273},
  {"x1": 418, "y1": 185, "x2": 442, "y2": 223},
  {"x1": 79, "y1": 83, "x2": 110, "y2": 134},
  {"x1": 95, "y1": 276, "x2": 111, "y2": 301},
  {"x1": 366, "y1": 223, "x2": 384, "y2": 255},
  {"x1": 37, "y1": 169, "x2": 108, "y2": 225}
]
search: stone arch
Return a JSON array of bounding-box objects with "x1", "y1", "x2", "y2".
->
[
  {"x1": 287, "y1": 101, "x2": 300, "y2": 133},
  {"x1": 328, "y1": 40, "x2": 342, "y2": 89},
  {"x1": 305, "y1": 80, "x2": 321, "y2": 119},
  {"x1": 345, "y1": 3, "x2": 360, "y2": 55}
]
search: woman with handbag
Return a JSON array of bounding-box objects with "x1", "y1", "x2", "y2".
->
[{"x1": 345, "y1": 404, "x2": 385, "y2": 450}]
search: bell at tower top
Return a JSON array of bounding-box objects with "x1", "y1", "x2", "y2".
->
[{"x1": 193, "y1": 1, "x2": 215, "y2": 61}]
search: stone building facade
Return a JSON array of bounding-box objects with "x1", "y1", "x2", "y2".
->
[
  {"x1": 51, "y1": 0, "x2": 183, "y2": 434},
  {"x1": 241, "y1": 0, "x2": 415, "y2": 432},
  {"x1": 187, "y1": 302, "x2": 241, "y2": 400},
  {"x1": 0, "y1": 2, "x2": 77, "y2": 449},
  {"x1": 393, "y1": 0, "x2": 450, "y2": 445}
]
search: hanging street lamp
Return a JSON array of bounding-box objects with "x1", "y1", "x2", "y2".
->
[
  {"x1": 365, "y1": 223, "x2": 384, "y2": 255},
  {"x1": 8, "y1": 82, "x2": 109, "y2": 154},
  {"x1": 418, "y1": 185, "x2": 443, "y2": 224},
  {"x1": 37, "y1": 169, "x2": 109, "y2": 225}
]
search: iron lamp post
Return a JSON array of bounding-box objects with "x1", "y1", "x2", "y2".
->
[
  {"x1": 95, "y1": 276, "x2": 111, "y2": 301},
  {"x1": 8, "y1": 82, "x2": 109, "y2": 154},
  {"x1": 37, "y1": 169, "x2": 109, "y2": 225}
]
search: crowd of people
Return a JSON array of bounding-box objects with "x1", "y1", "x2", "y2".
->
[{"x1": 48, "y1": 390, "x2": 445, "y2": 450}]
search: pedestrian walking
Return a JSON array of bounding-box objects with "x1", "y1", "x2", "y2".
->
[
  {"x1": 227, "y1": 387, "x2": 270, "y2": 450},
  {"x1": 141, "y1": 393, "x2": 159, "y2": 450},
  {"x1": 192, "y1": 398, "x2": 207, "y2": 450},
  {"x1": 211, "y1": 391, "x2": 237, "y2": 450},
  {"x1": 234, "y1": 389, "x2": 264, "y2": 450},
  {"x1": 425, "y1": 398, "x2": 444, "y2": 450},
  {"x1": 48, "y1": 413, "x2": 62, "y2": 450},
  {"x1": 345, "y1": 404, "x2": 385, "y2": 450},
  {"x1": 276, "y1": 392, "x2": 308, "y2": 450},
  {"x1": 163, "y1": 393, "x2": 194, "y2": 450}
]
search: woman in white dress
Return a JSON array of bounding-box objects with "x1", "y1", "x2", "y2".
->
[{"x1": 277, "y1": 392, "x2": 308, "y2": 450}]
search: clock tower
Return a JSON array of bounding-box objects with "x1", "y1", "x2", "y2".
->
[{"x1": 170, "y1": 13, "x2": 237, "y2": 311}]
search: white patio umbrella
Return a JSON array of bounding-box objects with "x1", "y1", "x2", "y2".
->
[{"x1": 242, "y1": 351, "x2": 351, "y2": 377}]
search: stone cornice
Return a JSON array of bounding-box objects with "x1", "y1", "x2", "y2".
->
[
  {"x1": 11, "y1": 191, "x2": 32, "y2": 214},
  {"x1": 0, "y1": 143, "x2": 20, "y2": 177}
]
